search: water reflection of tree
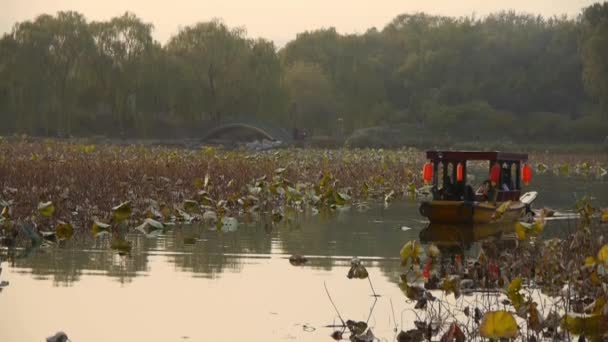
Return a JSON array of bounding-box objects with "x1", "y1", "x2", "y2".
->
[
  {"x1": 277, "y1": 206, "x2": 419, "y2": 277},
  {"x1": 1, "y1": 234, "x2": 151, "y2": 286},
  {"x1": 0, "y1": 201, "x2": 592, "y2": 288},
  {"x1": 164, "y1": 225, "x2": 273, "y2": 278},
  {"x1": 0, "y1": 223, "x2": 280, "y2": 286}
]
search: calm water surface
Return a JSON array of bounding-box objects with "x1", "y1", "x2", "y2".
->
[{"x1": 1, "y1": 175, "x2": 607, "y2": 341}]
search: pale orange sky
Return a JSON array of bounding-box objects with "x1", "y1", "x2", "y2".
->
[{"x1": 1, "y1": 0, "x2": 598, "y2": 46}]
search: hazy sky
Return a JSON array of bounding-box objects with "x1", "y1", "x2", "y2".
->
[{"x1": 1, "y1": 0, "x2": 597, "y2": 46}]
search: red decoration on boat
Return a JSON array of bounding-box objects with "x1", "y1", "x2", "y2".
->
[
  {"x1": 423, "y1": 162, "x2": 433, "y2": 184},
  {"x1": 522, "y1": 163, "x2": 532, "y2": 185},
  {"x1": 456, "y1": 163, "x2": 464, "y2": 182},
  {"x1": 490, "y1": 163, "x2": 501, "y2": 185}
]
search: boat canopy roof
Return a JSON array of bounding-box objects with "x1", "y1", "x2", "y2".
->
[{"x1": 426, "y1": 151, "x2": 528, "y2": 162}]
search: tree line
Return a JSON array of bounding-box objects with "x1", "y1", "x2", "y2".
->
[{"x1": 0, "y1": 3, "x2": 607, "y2": 142}]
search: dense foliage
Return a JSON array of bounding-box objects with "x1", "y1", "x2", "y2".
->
[
  {"x1": 0, "y1": 139, "x2": 605, "y2": 236},
  {"x1": 1, "y1": 4, "x2": 608, "y2": 142}
]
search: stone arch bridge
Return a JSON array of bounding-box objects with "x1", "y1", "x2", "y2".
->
[{"x1": 201, "y1": 122, "x2": 293, "y2": 144}]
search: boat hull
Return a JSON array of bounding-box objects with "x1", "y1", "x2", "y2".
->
[{"x1": 419, "y1": 200, "x2": 525, "y2": 224}]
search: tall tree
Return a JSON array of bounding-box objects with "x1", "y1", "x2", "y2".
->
[
  {"x1": 166, "y1": 21, "x2": 249, "y2": 123},
  {"x1": 91, "y1": 12, "x2": 154, "y2": 134},
  {"x1": 46, "y1": 11, "x2": 95, "y2": 134},
  {"x1": 581, "y1": 3, "x2": 608, "y2": 115},
  {"x1": 283, "y1": 62, "x2": 336, "y2": 134}
]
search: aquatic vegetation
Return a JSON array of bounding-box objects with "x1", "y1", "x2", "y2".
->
[
  {"x1": 395, "y1": 198, "x2": 608, "y2": 341},
  {"x1": 2, "y1": 139, "x2": 608, "y2": 340},
  {"x1": 0, "y1": 138, "x2": 605, "y2": 255},
  {"x1": 0, "y1": 140, "x2": 428, "y2": 248},
  {"x1": 479, "y1": 311, "x2": 518, "y2": 339}
]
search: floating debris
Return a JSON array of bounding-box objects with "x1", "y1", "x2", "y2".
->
[
  {"x1": 347, "y1": 257, "x2": 368, "y2": 279},
  {"x1": 46, "y1": 331, "x2": 69, "y2": 342},
  {"x1": 289, "y1": 255, "x2": 308, "y2": 266}
]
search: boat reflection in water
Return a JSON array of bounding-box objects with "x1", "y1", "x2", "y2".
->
[{"x1": 419, "y1": 222, "x2": 518, "y2": 255}]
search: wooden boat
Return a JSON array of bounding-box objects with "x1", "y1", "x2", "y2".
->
[{"x1": 418, "y1": 151, "x2": 536, "y2": 224}]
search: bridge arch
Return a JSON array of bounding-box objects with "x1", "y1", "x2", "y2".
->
[{"x1": 201, "y1": 123, "x2": 285, "y2": 143}]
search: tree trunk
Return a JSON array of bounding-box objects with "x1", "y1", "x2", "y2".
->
[{"x1": 208, "y1": 64, "x2": 219, "y2": 123}]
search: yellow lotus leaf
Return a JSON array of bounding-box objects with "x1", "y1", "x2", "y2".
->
[
  {"x1": 480, "y1": 311, "x2": 518, "y2": 339},
  {"x1": 514, "y1": 222, "x2": 527, "y2": 240},
  {"x1": 563, "y1": 314, "x2": 608, "y2": 336},
  {"x1": 559, "y1": 164, "x2": 570, "y2": 177},
  {"x1": 507, "y1": 277, "x2": 525, "y2": 310},
  {"x1": 112, "y1": 201, "x2": 132, "y2": 222},
  {"x1": 493, "y1": 201, "x2": 512, "y2": 220},
  {"x1": 83, "y1": 145, "x2": 95, "y2": 153},
  {"x1": 400, "y1": 240, "x2": 420, "y2": 266},
  {"x1": 91, "y1": 221, "x2": 111, "y2": 236},
  {"x1": 55, "y1": 221, "x2": 73, "y2": 240},
  {"x1": 441, "y1": 276, "x2": 461, "y2": 299},
  {"x1": 585, "y1": 256, "x2": 597, "y2": 268},
  {"x1": 38, "y1": 201, "x2": 55, "y2": 217},
  {"x1": 529, "y1": 218, "x2": 545, "y2": 236},
  {"x1": 1, "y1": 206, "x2": 9, "y2": 219},
  {"x1": 508, "y1": 277, "x2": 522, "y2": 293},
  {"x1": 515, "y1": 218, "x2": 544, "y2": 241},
  {"x1": 592, "y1": 297, "x2": 606, "y2": 315},
  {"x1": 597, "y1": 244, "x2": 608, "y2": 266},
  {"x1": 602, "y1": 209, "x2": 608, "y2": 223}
]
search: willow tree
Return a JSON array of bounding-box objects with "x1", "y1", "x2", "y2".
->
[
  {"x1": 166, "y1": 20, "x2": 249, "y2": 123},
  {"x1": 91, "y1": 12, "x2": 154, "y2": 134},
  {"x1": 166, "y1": 20, "x2": 286, "y2": 124}
]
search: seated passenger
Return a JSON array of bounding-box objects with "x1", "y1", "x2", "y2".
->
[
  {"x1": 453, "y1": 181, "x2": 465, "y2": 200},
  {"x1": 442, "y1": 176, "x2": 455, "y2": 200},
  {"x1": 501, "y1": 167, "x2": 513, "y2": 191},
  {"x1": 476, "y1": 180, "x2": 490, "y2": 200}
]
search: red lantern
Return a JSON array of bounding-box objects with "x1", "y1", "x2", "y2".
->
[
  {"x1": 456, "y1": 163, "x2": 464, "y2": 182},
  {"x1": 423, "y1": 162, "x2": 433, "y2": 184},
  {"x1": 490, "y1": 163, "x2": 501, "y2": 185},
  {"x1": 522, "y1": 163, "x2": 532, "y2": 185}
]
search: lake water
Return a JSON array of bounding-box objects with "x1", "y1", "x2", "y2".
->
[{"x1": 1, "y1": 174, "x2": 607, "y2": 341}]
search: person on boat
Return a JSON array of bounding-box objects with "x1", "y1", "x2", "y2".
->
[
  {"x1": 476, "y1": 180, "x2": 491, "y2": 200},
  {"x1": 453, "y1": 180, "x2": 465, "y2": 200},
  {"x1": 500, "y1": 165, "x2": 511, "y2": 191},
  {"x1": 501, "y1": 166, "x2": 513, "y2": 191},
  {"x1": 441, "y1": 175, "x2": 456, "y2": 200}
]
